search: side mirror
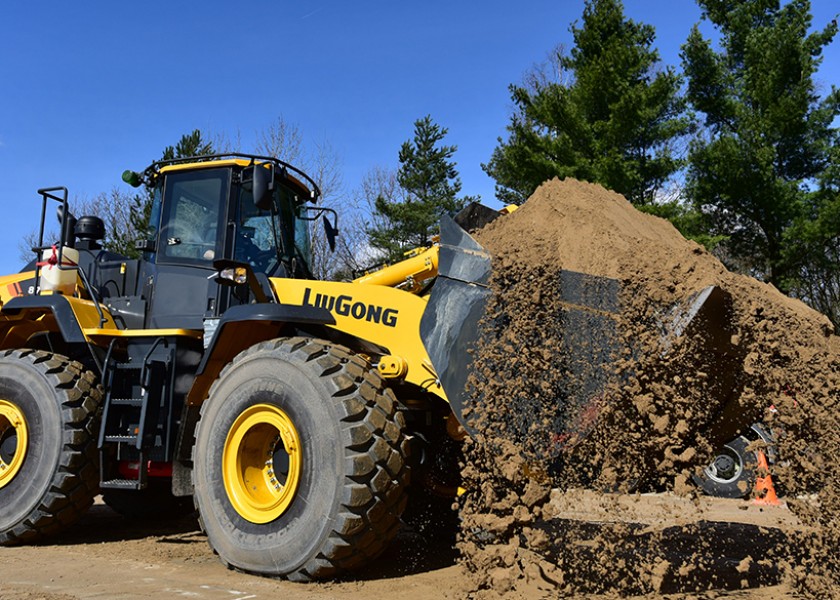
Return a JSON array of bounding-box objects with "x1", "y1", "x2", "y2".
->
[
  {"x1": 252, "y1": 164, "x2": 274, "y2": 211},
  {"x1": 323, "y1": 215, "x2": 338, "y2": 252}
]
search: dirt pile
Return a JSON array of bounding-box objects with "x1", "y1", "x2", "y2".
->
[{"x1": 456, "y1": 178, "x2": 839, "y2": 598}]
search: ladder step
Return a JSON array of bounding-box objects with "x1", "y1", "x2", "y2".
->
[
  {"x1": 99, "y1": 345, "x2": 173, "y2": 489},
  {"x1": 100, "y1": 478, "x2": 145, "y2": 490},
  {"x1": 110, "y1": 398, "x2": 144, "y2": 406},
  {"x1": 104, "y1": 435, "x2": 138, "y2": 443},
  {"x1": 114, "y1": 362, "x2": 143, "y2": 370}
]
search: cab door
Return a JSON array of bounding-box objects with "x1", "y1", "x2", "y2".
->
[{"x1": 147, "y1": 168, "x2": 229, "y2": 329}]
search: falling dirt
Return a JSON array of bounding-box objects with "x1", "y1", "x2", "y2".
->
[{"x1": 457, "y1": 178, "x2": 839, "y2": 598}]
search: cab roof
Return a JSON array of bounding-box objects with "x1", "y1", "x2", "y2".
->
[{"x1": 148, "y1": 154, "x2": 320, "y2": 203}]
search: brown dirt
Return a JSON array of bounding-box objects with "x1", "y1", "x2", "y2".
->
[
  {"x1": 0, "y1": 497, "x2": 467, "y2": 600},
  {"x1": 457, "y1": 178, "x2": 839, "y2": 598},
  {"x1": 0, "y1": 494, "x2": 804, "y2": 600}
]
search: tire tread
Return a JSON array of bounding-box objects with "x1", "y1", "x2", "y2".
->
[
  {"x1": 0, "y1": 350, "x2": 102, "y2": 545},
  {"x1": 194, "y1": 336, "x2": 410, "y2": 580}
]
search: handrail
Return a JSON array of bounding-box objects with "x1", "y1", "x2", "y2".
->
[{"x1": 33, "y1": 187, "x2": 69, "y2": 289}]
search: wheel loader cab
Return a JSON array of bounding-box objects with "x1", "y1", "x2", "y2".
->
[{"x1": 144, "y1": 160, "x2": 314, "y2": 328}]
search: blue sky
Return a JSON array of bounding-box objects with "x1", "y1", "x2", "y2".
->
[{"x1": 1, "y1": 1, "x2": 838, "y2": 274}]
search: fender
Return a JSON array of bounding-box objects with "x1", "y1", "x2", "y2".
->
[
  {"x1": 0, "y1": 294, "x2": 88, "y2": 345},
  {"x1": 186, "y1": 303, "x2": 335, "y2": 406}
]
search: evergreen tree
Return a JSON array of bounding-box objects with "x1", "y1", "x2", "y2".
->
[
  {"x1": 162, "y1": 129, "x2": 215, "y2": 161},
  {"x1": 368, "y1": 116, "x2": 473, "y2": 262},
  {"x1": 783, "y1": 143, "x2": 840, "y2": 326},
  {"x1": 484, "y1": 0, "x2": 692, "y2": 206},
  {"x1": 682, "y1": 0, "x2": 839, "y2": 289}
]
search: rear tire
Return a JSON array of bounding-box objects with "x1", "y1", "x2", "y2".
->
[
  {"x1": 0, "y1": 350, "x2": 102, "y2": 544},
  {"x1": 193, "y1": 337, "x2": 410, "y2": 580}
]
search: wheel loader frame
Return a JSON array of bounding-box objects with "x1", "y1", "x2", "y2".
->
[{"x1": 0, "y1": 154, "x2": 465, "y2": 574}]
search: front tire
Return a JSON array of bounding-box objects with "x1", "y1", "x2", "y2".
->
[
  {"x1": 193, "y1": 337, "x2": 410, "y2": 580},
  {"x1": 0, "y1": 350, "x2": 102, "y2": 544}
]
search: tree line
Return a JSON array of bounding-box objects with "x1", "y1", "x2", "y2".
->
[
  {"x1": 24, "y1": 0, "x2": 839, "y2": 327},
  {"x1": 484, "y1": 0, "x2": 839, "y2": 326}
]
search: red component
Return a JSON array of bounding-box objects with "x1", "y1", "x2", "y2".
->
[
  {"x1": 117, "y1": 460, "x2": 173, "y2": 479},
  {"x1": 36, "y1": 245, "x2": 59, "y2": 269}
]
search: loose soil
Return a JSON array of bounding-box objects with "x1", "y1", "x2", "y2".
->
[
  {"x1": 0, "y1": 494, "x2": 804, "y2": 599},
  {"x1": 458, "y1": 178, "x2": 839, "y2": 598},
  {"x1": 0, "y1": 497, "x2": 465, "y2": 600}
]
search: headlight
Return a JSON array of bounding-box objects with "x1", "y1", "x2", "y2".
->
[{"x1": 220, "y1": 267, "x2": 248, "y2": 285}]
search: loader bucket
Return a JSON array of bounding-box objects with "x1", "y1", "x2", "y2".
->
[
  {"x1": 658, "y1": 284, "x2": 749, "y2": 446},
  {"x1": 420, "y1": 212, "x2": 625, "y2": 442},
  {"x1": 420, "y1": 215, "x2": 494, "y2": 434},
  {"x1": 421, "y1": 207, "x2": 742, "y2": 449}
]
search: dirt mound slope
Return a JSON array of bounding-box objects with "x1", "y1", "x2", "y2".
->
[{"x1": 457, "y1": 178, "x2": 839, "y2": 598}]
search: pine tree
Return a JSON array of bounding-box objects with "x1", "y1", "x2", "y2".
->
[
  {"x1": 368, "y1": 116, "x2": 473, "y2": 262},
  {"x1": 484, "y1": 0, "x2": 692, "y2": 206},
  {"x1": 162, "y1": 129, "x2": 215, "y2": 161},
  {"x1": 682, "y1": 0, "x2": 839, "y2": 289},
  {"x1": 783, "y1": 143, "x2": 840, "y2": 326}
]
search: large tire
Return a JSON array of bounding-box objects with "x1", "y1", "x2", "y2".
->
[
  {"x1": 192, "y1": 337, "x2": 410, "y2": 580},
  {"x1": 0, "y1": 349, "x2": 102, "y2": 544}
]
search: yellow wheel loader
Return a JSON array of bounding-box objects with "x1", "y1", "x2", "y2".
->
[
  {"x1": 0, "y1": 154, "x2": 738, "y2": 579},
  {"x1": 0, "y1": 155, "x2": 478, "y2": 580}
]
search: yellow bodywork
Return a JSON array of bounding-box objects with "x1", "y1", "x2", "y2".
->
[
  {"x1": 0, "y1": 299, "x2": 116, "y2": 349},
  {"x1": 0, "y1": 271, "x2": 35, "y2": 304},
  {"x1": 0, "y1": 270, "x2": 129, "y2": 349},
  {"x1": 273, "y1": 277, "x2": 446, "y2": 402},
  {"x1": 0, "y1": 271, "x2": 202, "y2": 347}
]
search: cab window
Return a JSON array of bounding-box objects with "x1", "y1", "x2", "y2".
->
[
  {"x1": 234, "y1": 177, "x2": 312, "y2": 276},
  {"x1": 158, "y1": 169, "x2": 228, "y2": 265},
  {"x1": 236, "y1": 185, "x2": 277, "y2": 273}
]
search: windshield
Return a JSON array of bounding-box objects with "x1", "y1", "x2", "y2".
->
[
  {"x1": 235, "y1": 178, "x2": 311, "y2": 276},
  {"x1": 294, "y1": 205, "x2": 312, "y2": 266}
]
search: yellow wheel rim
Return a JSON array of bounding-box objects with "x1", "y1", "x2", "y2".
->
[
  {"x1": 0, "y1": 399, "x2": 28, "y2": 489},
  {"x1": 222, "y1": 403, "x2": 302, "y2": 524}
]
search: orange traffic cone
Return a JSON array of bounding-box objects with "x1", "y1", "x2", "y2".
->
[{"x1": 752, "y1": 450, "x2": 781, "y2": 506}]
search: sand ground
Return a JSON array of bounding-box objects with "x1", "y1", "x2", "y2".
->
[{"x1": 0, "y1": 492, "x2": 802, "y2": 600}]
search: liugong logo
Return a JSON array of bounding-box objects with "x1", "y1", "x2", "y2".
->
[{"x1": 302, "y1": 288, "x2": 399, "y2": 327}]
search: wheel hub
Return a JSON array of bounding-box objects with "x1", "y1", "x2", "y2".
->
[
  {"x1": 222, "y1": 403, "x2": 302, "y2": 524},
  {"x1": 0, "y1": 399, "x2": 28, "y2": 489},
  {"x1": 705, "y1": 446, "x2": 743, "y2": 484},
  {"x1": 713, "y1": 455, "x2": 736, "y2": 478}
]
